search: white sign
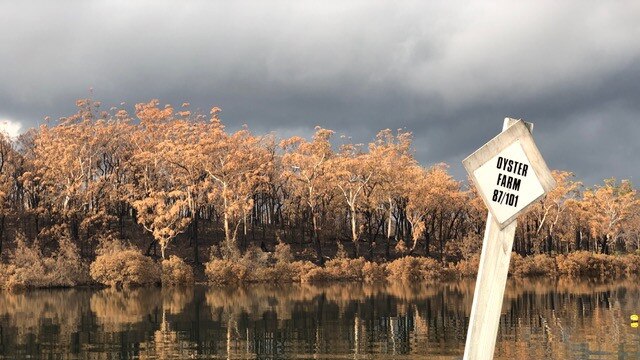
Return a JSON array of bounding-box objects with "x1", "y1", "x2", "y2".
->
[
  {"x1": 463, "y1": 120, "x2": 555, "y2": 228},
  {"x1": 472, "y1": 140, "x2": 544, "y2": 224}
]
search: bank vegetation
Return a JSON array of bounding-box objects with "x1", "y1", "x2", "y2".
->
[{"x1": 0, "y1": 99, "x2": 639, "y2": 289}]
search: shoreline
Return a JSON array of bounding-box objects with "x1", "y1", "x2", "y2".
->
[
  {"x1": 2, "y1": 250, "x2": 639, "y2": 291},
  {"x1": 0, "y1": 274, "x2": 637, "y2": 293}
]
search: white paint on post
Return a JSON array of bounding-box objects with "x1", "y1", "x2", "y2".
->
[
  {"x1": 463, "y1": 213, "x2": 516, "y2": 360},
  {"x1": 462, "y1": 118, "x2": 555, "y2": 360}
]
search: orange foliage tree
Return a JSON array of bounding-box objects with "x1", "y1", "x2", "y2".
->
[
  {"x1": 1, "y1": 96, "x2": 640, "y2": 277},
  {"x1": 582, "y1": 178, "x2": 639, "y2": 253},
  {"x1": 281, "y1": 127, "x2": 335, "y2": 263},
  {"x1": 328, "y1": 142, "x2": 373, "y2": 257},
  {"x1": 198, "y1": 111, "x2": 271, "y2": 258}
]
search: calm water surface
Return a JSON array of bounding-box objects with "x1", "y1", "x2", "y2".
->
[{"x1": 0, "y1": 279, "x2": 638, "y2": 359}]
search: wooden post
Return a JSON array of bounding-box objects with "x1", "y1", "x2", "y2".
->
[
  {"x1": 463, "y1": 215, "x2": 516, "y2": 359},
  {"x1": 463, "y1": 118, "x2": 528, "y2": 360}
]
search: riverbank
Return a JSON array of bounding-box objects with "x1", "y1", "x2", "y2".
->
[
  {"x1": 1, "y1": 239, "x2": 638, "y2": 290},
  {"x1": 203, "y1": 247, "x2": 640, "y2": 285}
]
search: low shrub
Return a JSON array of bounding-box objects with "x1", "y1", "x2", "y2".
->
[
  {"x1": 161, "y1": 255, "x2": 194, "y2": 286},
  {"x1": 441, "y1": 265, "x2": 461, "y2": 281},
  {"x1": 556, "y1": 251, "x2": 626, "y2": 278},
  {"x1": 274, "y1": 241, "x2": 294, "y2": 264},
  {"x1": 508, "y1": 253, "x2": 521, "y2": 275},
  {"x1": 267, "y1": 260, "x2": 318, "y2": 283},
  {"x1": 363, "y1": 261, "x2": 388, "y2": 283},
  {"x1": 209, "y1": 259, "x2": 319, "y2": 284},
  {"x1": 300, "y1": 267, "x2": 334, "y2": 283},
  {"x1": 300, "y1": 257, "x2": 387, "y2": 283},
  {"x1": 90, "y1": 247, "x2": 161, "y2": 288},
  {"x1": 205, "y1": 244, "x2": 389, "y2": 285},
  {"x1": 0, "y1": 265, "x2": 14, "y2": 289},
  {"x1": 456, "y1": 254, "x2": 480, "y2": 277},
  {"x1": 242, "y1": 245, "x2": 271, "y2": 268},
  {"x1": 204, "y1": 259, "x2": 248, "y2": 285},
  {"x1": 622, "y1": 254, "x2": 640, "y2": 277},
  {"x1": 0, "y1": 234, "x2": 90, "y2": 290},
  {"x1": 324, "y1": 257, "x2": 367, "y2": 281},
  {"x1": 241, "y1": 245, "x2": 275, "y2": 282},
  {"x1": 510, "y1": 253, "x2": 557, "y2": 277},
  {"x1": 287, "y1": 261, "x2": 319, "y2": 281},
  {"x1": 387, "y1": 256, "x2": 443, "y2": 282},
  {"x1": 206, "y1": 244, "x2": 279, "y2": 284}
]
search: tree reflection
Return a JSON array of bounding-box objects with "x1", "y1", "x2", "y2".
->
[{"x1": 0, "y1": 280, "x2": 638, "y2": 359}]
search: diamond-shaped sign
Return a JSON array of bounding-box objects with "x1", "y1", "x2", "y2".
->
[{"x1": 463, "y1": 120, "x2": 555, "y2": 228}]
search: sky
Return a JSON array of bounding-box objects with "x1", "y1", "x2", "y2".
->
[{"x1": 1, "y1": 1, "x2": 639, "y2": 185}]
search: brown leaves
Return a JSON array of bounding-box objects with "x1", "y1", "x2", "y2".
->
[
  {"x1": 135, "y1": 99, "x2": 174, "y2": 125},
  {"x1": 582, "y1": 178, "x2": 639, "y2": 242},
  {"x1": 131, "y1": 190, "x2": 191, "y2": 258}
]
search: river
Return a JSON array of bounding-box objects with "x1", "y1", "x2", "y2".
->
[{"x1": 0, "y1": 279, "x2": 638, "y2": 359}]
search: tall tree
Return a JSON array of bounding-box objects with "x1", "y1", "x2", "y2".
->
[
  {"x1": 281, "y1": 127, "x2": 334, "y2": 263},
  {"x1": 529, "y1": 170, "x2": 581, "y2": 254},
  {"x1": 582, "y1": 178, "x2": 638, "y2": 253},
  {"x1": 365, "y1": 129, "x2": 415, "y2": 257},
  {"x1": 198, "y1": 109, "x2": 271, "y2": 258},
  {"x1": 129, "y1": 100, "x2": 191, "y2": 259},
  {"x1": 155, "y1": 105, "x2": 209, "y2": 263},
  {"x1": 329, "y1": 142, "x2": 373, "y2": 257}
]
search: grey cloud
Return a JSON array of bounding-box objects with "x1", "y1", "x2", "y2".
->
[{"x1": 1, "y1": 0, "x2": 639, "y2": 185}]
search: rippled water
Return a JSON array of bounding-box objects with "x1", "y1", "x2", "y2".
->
[{"x1": 0, "y1": 279, "x2": 638, "y2": 359}]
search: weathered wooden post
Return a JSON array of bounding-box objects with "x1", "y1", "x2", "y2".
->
[{"x1": 462, "y1": 118, "x2": 555, "y2": 360}]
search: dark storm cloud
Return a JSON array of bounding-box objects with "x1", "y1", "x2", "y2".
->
[{"x1": 1, "y1": 1, "x2": 639, "y2": 185}]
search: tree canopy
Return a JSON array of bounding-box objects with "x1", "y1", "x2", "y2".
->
[{"x1": 0, "y1": 99, "x2": 638, "y2": 267}]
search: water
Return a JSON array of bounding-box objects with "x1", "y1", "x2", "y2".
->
[{"x1": 0, "y1": 279, "x2": 638, "y2": 359}]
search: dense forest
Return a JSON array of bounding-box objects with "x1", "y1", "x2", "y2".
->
[{"x1": 0, "y1": 99, "x2": 639, "y2": 288}]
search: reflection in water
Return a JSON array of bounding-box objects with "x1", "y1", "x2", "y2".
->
[{"x1": 0, "y1": 280, "x2": 638, "y2": 359}]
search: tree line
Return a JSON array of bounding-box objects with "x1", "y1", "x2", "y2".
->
[{"x1": 0, "y1": 99, "x2": 638, "y2": 266}]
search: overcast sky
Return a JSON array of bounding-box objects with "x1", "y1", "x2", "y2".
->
[{"x1": 1, "y1": 1, "x2": 639, "y2": 185}]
